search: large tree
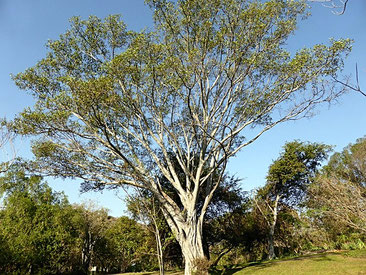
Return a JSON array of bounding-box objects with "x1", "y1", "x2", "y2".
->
[{"x1": 10, "y1": 0, "x2": 351, "y2": 273}]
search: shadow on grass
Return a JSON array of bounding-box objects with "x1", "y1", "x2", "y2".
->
[
  {"x1": 212, "y1": 261, "x2": 279, "y2": 275},
  {"x1": 213, "y1": 251, "x2": 342, "y2": 274}
]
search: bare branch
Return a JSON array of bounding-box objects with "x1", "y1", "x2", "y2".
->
[{"x1": 309, "y1": 0, "x2": 349, "y2": 15}]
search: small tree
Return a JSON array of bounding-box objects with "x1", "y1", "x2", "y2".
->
[
  {"x1": 254, "y1": 141, "x2": 331, "y2": 259},
  {"x1": 10, "y1": 1, "x2": 351, "y2": 273},
  {"x1": 127, "y1": 189, "x2": 170, "y2": 274}
]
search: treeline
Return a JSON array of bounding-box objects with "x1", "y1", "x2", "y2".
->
[
  {"x1": 1, "y1": 137, "x2": 365, "y2": 274},
  {"x1": 0, "y1": 165, "x2": 158, "y2": 274}
]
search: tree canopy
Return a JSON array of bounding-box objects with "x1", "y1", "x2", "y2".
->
[
  {"x1": 309, "y1": 137, "x2": 366, "y2": 235},
  {"x1": 261, "y1": 141, "x2": 331, "y2": 206}
]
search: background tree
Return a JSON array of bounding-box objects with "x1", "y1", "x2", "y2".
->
[
  {"x1": 205, "y1": 200, "x2": 255, "y2": 267},
  {"x1": 102, "y1": 216, "x2": 155, "y2": 273},
  {"x1": 127, "y1": 189, "x2": 177, "y2": 274},
  {"x1": 0, "y1": 123, "x2": 15, "y2": 173},
  {"x1": 254, "y1": 141, "x2": 331, "y2": 259},
  {"x1": 0, "y1": 164, "x2": 155, "y2": 274},
  {"x1": 309, "y1": 138, "x2": 366, "y2": 235},
  {"x1": 0, "y1": 164, "x2": 82, "y2": 274},
  {"x1": 72, "y1": 203, "x2": 111, "y2": 274},
  {"x1": 9, "y1": 0, "x2": 352, "y2": 272}
]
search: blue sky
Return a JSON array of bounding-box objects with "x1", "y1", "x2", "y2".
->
[{"x1": 0, "y1": 0, "x2": 365, "y2": 216}]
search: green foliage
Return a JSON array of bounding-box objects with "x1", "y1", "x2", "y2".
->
[
  {"x1": 323, "y1": 137, "x2": 366, "y2": 184},
  {"x1": 103, "y1": 216, "x2": 153, "y2": 272},
  {"x1": 127, "y1": 190, "x2": 183, "y2": 269},
  {"x1": 0, "y1": 164, "x2": 81, "y2": 274},
  {"x1": 253, "y1": 141, "x2": 331, "y2": 260},
  {"x1": 260, "y1": 141, "x2": 332, "y2": 206},
  {"x1": 8, "y1": 0, "x2": 352, "y2": 194},
  {"x1": 0, "y1": 163, "x2": 156, "y2": 274},
  {"x1": 306, "y1": 137, "x2": 366, "y2": 250}
]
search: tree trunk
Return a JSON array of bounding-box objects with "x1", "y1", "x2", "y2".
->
[
  {"x1": 179, "y1": 222, "x2": 206, "y2": 275},
  {"x1": 268, "y1": 194, "x2": 280, "y2": 260},
  {"x1": 211, "y1": 246, "x2": 234, "y2": 267},
  {"x1": 268, "y1": 228, "x2": 275, "y2": 260},
  {"x1": 154, "y1": 219, "x2": 165, "y2": 275},
  {"x1": 168, "y1": 210, "x2": 207, "y2": 275},
  {"x1": 158, "y1": 191, "x2": 210, "y2": 274}
]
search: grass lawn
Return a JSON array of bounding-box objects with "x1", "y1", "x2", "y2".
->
[
  {"x1": 227, "y1": 250, "x2": 366, "y2": 275},
  {"x1": 113, "y1": 250, "x2": 366, "y2": 275},
  {"x1": 112, "y1": 272, "x2": 183, "y2": 275}
]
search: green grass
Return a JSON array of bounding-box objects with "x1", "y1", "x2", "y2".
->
[
  {"x1": 112, "y1": 271, "x2": 183, "y2": 275},
  {"x1": 227, "y1": 250, "x2": 366, "y2": 275},
  {"x1": 112, "y1": 250, "x2": 366, "y2": 275}
]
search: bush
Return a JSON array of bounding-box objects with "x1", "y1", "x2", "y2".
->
[{"x1": 192, "y1": 258, "x2": 211, "y2": 275}]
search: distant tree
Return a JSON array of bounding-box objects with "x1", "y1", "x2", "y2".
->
[
  {"x1": 0, "y1": 123, "x2": 15, "y2": 173},
  {"x1": 206, "y1": 201, "x2": 252, "y2": 267},
  {"x1": 103, "y1": 216, "x2": 154, "y2": 272},
  {"x1": 254, "y1": 141, "x2": 331, "y2": 259},
  {"x1": 10, "y1": 0, "x2": 352, "y2": 272},
  {"x1": 202, "y1": 176, "x2": 247, "y2": 265},
  {"x1": 127, "y1": 189, "x2": 173, "y2": 274},
  {"x1": 72, "y1": 202, "x2": 111, "y2": 274},
  {"x1": 0, "y1": 164, "x2": 80, "y2": 274},
  {"x1": 309, "y1": 138, "x2": 366, "y2": 234}
]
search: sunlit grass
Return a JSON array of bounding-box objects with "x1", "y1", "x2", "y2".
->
[
  {"x1": 232, "y1": 250, "x2": 366, "y2": 275},
  {"x1": 112, "y1": 250, "x2": 366, "y2": 275},
  {"x1": 112, "y1": 271, "x2": 183, "y2": 275}
]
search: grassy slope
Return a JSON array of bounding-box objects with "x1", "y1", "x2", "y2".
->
[
  {"x1": 231, "y1": 250, "x2": 366, "y2": 275},
  {"x1": 113, "y1": 272, "x2": 183, "y2": 275},
  {"x1": 113, "y1": 250, "x2": 366, "y2": 275}
]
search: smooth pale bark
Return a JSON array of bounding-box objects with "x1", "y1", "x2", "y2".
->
[
  {"x1": 268, "y1": 194, "x2": 280, "y2": 260},
  {"x1": 153, "y1": 219, "x2": 165, "y2": 275},
  {"x1": 179, "y1": 218, "x2": 206, "y2": 275},
  {"x1": 162, "y1": 207, "x2": 207, "y2": 275},
  {"x1": 254, "y1": 192, "x2": 280, "y2": 261}
]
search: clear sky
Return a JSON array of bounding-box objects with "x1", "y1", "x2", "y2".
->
[{"x1": 0, "y1": 0, "x2": 365, "y2": 216}]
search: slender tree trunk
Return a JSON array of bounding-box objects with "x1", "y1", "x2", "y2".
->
[
  {"x1": 153, "y1": 219, "x2": 165, "y2": 275},
  {"x1": 268, "y1": 194, "x2": 280, "y2": 260},
  {"x1": 211, "y1": 246, "x2": 234, "y2": 267}
]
